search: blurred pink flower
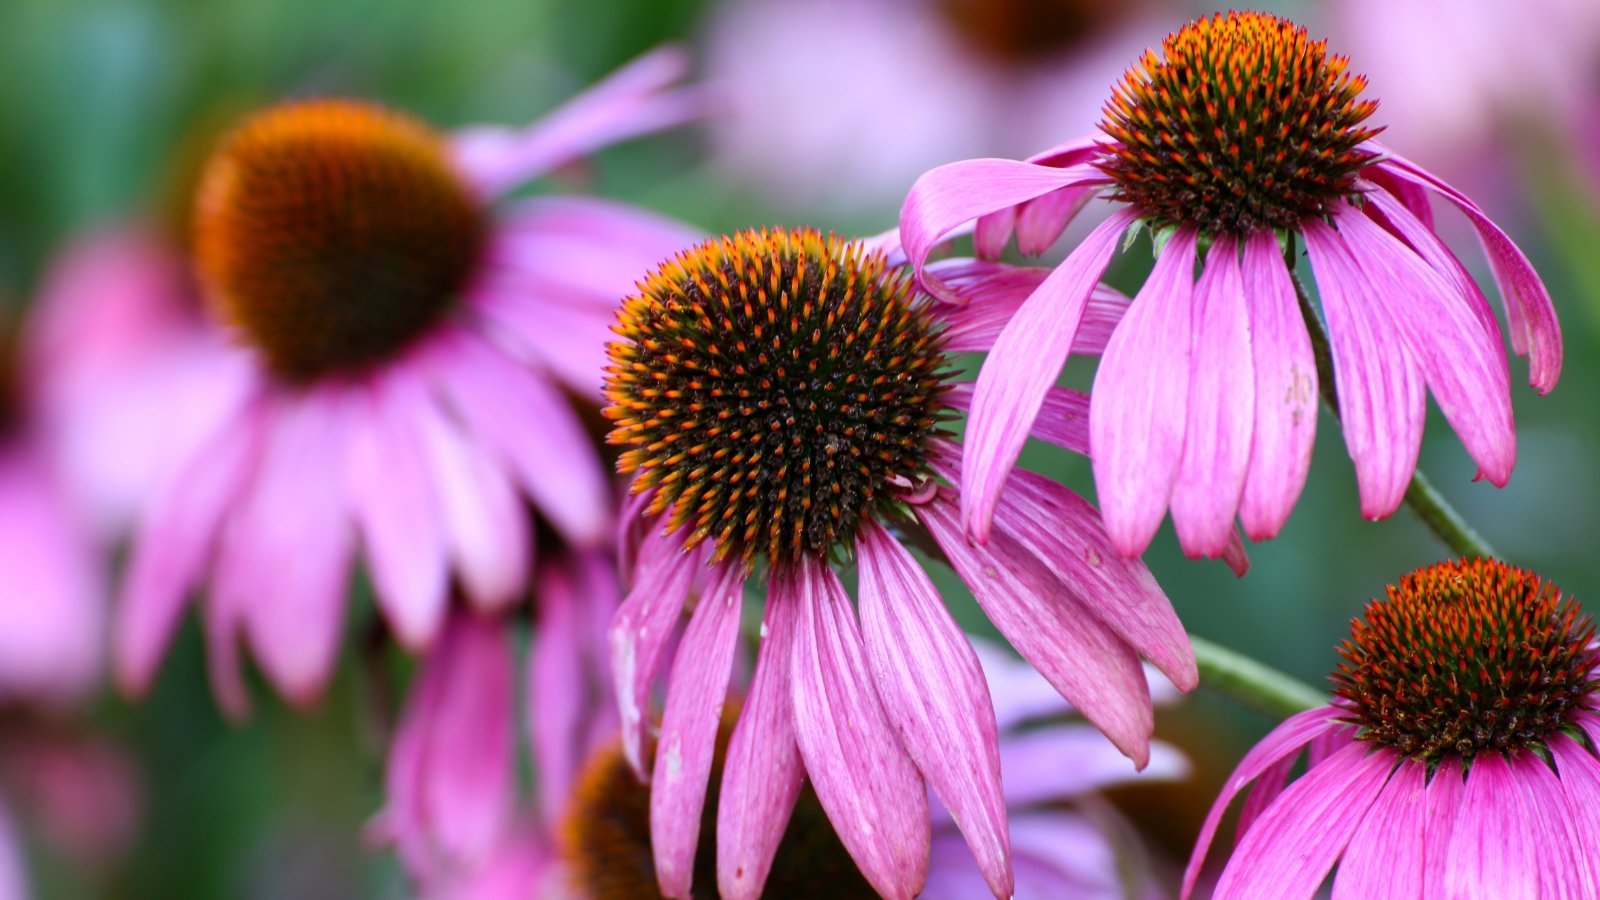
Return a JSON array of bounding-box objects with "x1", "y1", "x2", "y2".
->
[
  {"x1": 900, "y1": 11, "x2": 1560, "y2": 561},
  {"x1": 1186, "y1": 559, "x2": 1600, "y2": 898},
  {"x1": 113, "y1": 48, "x2": 707, "y2": 714},
  {"x1": 0, "y1": 799, "x2": 20, "y2": 900},
  {"x1": 605, "y1": 228, "x2": 1196, "y2": 899},
  {"x1": 704, "y1": 0, "x2": 1176, "y2": 215}
]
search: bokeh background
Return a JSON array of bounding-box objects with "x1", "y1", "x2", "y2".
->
[{"x1": 2, "y1": 0, "x2": 1598, "y2": 896}]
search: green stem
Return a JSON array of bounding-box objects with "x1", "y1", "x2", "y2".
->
[
  {"x1": 1191, "y1": 635, "x2": 1324, "y2": 718},
  {"x1": 1288, "y1": 271, "x2": 1500, "y2": 561}
]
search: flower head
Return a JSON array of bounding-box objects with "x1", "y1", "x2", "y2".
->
[
  {"x1": 113, "y1": 49, "x2": 707, "y2": 714},
  {"x1": 605, "y1": 227, "x2": 1195, "y2": 899},
  {"x1": 1186, "y1": 559, "x2": 1600, "y2": 898},
  {"x1": 900, "y1": 10, "x2": 1561, "y2": 561}
]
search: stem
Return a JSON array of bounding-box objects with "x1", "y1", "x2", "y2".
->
[
  {"x1": 1191, "y1": 635, "x2": 1324, "y2": 718},
  {"x1": 1288, "y1": 271, "x2": 1500, "y2": 560}
]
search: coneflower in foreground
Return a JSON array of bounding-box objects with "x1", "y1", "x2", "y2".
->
[
  {"x1": 604, "y1": 227, "x2": 1195, "y2": 899},
  {"x1": 900, "y1": 11, "x2": 1560, "y2": 561},
  {"x1": 1186, "y1": 559, "x2": 1600, "y2": 898},
  {"x1": 113, "y1": 49, "x2": 705, "y2": 713}
]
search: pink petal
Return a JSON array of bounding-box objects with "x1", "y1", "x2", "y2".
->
[
  {"x1": 789, "y1": 559, "x2": 930, "y2": 899},
  {"x1": 855, "y1": 522, "x2": 1011, "y2": 898},
  {"x1": 1372, "y1": 148, "x2": 1562, "y2": 392},
  {"x1": 943, "y1": 383, "x2": 1089, "y2": 457},
  {"x1": 1182, "y1": 708, "x2": 1341, "y2": 898},
  {"x1": 998, "y1": 727, "x2": 1188, "y2": 810},
  {"x1": 429, "y1": 332, "x2": 610, "y2": 547},
  {"x1": 1330, "y1": 204, "x2": 1515, "y2": 487},
  {"x1": 1171, "y1": 235, "x2": 1253, "y2": 557},
  {"x1": 113, "y1": 393, "x2": 260, "y2": 697},
  {"x1": 1358, "y1": 183, "x2": 1498, "y2": 338},
  {"x1": 1363, "y1": 164, "x2": 1435, "y2": 232},
  {"x1": 650, "y1": 566, "x2": 743, "y2": 898},
  {"x1": 1509, "y1": 751, "x2": 1599, "y2": 896},
  {"x1": 1548, "y1": 738, "x2": 1600, "y2": 889},
  {"x1": 1237, "y1": 231, "x2": 1318, "y2": 541},
  {"x1": 973, "y1": 206, "x2": 1017, "y2": 260},
  {"x1": 1444, "y1": 752, "x2": 1537, "y2": 898},
  {"x1": 962, "y1": 208, "x2": 1136, "y2": 541},
  {"x1": 220, "y1": 391, "x2": 354, "y2": 706},
  {"x1": 345, "y1": 375, "x2": 448, "y2": 650},
  {"x1": 1302, "y1": 219, "x2": 1426, "y2": 519},
  {"x1": 1422, "y1": 758, "x2": 1465, "y2": 894},
  {"x1": 1213, "y1": 744, "x2": 1393, "y2": 898},
  {"x1": 0, "y1": 798, "x2": 24, "y2": 900},
  {"x1": 608, "y1": 529, "x2": 698, "y2": 775},
  {"x1": 1015, "y1": 185, "x2": 1100, "y2": 256},
  {"x1": 1090, "y1": 227, "x2": 1199, "y2": 555},
  {"x1": 451, "y1": 46, "x2": 706, "y2": 197},
  {"x1": 918, "y1": 494, "x2": 1154, "y2": 766},
  {"x1": 900, "y1": 158, "x2": 1109, "y2": 302},
  {"x1": 1332, "y1": 758, "x2": 1425, "y2": 899},
  {"x1": 717, "y1": 576, "x2": 805, "y2": 900},
  {"x1": 927, "y1": 260, "x2": 1129, "y2": 355}
]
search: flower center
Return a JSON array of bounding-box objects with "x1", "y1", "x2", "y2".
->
[
  {"x1": 563, "y1": 741, "x2": 875, "y2": 899},
  {"x1": 193, "y1": 99, "x2": 486, "y2": 382},
  {"x1": 604, "y1": 228, "x2": 949, "y2": 565},
  {"x1": 1097, "y1": 11, "x2": 1381, "y2": 235},
  {"x1": 1331, "y1": 559, "x2": 1600, "y2": 762},
  {"x1": 937, "y1": 0, "x2": 1136, "y2": 66}
]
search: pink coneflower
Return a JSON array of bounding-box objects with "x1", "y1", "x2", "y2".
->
[
  {"x1": 604, "y1": 227, "x2": 1195, "y2": 899},
  {"x1": 113, "y1": 49, "x2": 706, "y2": 713},
  {"x1": 899, "y1": 11, "x2": 1562, "y2": 560},
  {"x1": 1185, "y1": 558, "x2": 1600, "y2": 898}
]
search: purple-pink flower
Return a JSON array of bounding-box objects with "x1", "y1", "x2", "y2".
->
[
  {"x1": 112, "y1": 49, "x2": 705, "y2": 714},
  {"x1": 604, "y1": 227, "x2": 1195, "y2": 899},
  {"x1": 899, "y1": 11, "x2": 1561, "y2": 561},
  {"x1": 1186, "y1": 559, "x2": 1600, "y2": 897},
  {"x1": 0, "y1": 799, "x2": 19, "y2": 900}
]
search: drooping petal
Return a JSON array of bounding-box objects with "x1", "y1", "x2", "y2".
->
[
  {"x1": 1172, "y1": 235, "x2": 1254, "y2": 557},
  {"x1": 608, "y1": 528, "x2": 699, "y2": 775},
  {"x1": 927, "y1": 262, "x2": 1129, "y2": 356},
  {"x1": 1213, "y1": 744, "x2": 1393, "y2": 899},
  {"x1": 969, "y1": 135, "x2": 1105, "y2": 257},
  {"x1": 1302, "y1": 219, "x2": 1426, "y2": 519},
  {"x1": 962, "y1": 208, "x2": 1136, "y2": 541},
  {"x1": 1330, "y1": 204, "x2": 1515, "y2": 486},
  {"x1": 717, "y1": 576, "x2": 805, "y2": 900},
  {"x1": 1444, "y1": 752, "x2": 1537, "y2": 899},
  {"x1": 1182, "y1": 708, "x2": 1340, "y2": 898},
  {"x1": 943, "y1": 383, "x2": 1089, "y2": 457},
  {"x1": 790, "y1": 559, "x2": 929, "y2": 900},
  {"x1": 1332, "y1": 758, "x2": 1425, "y2": 899},
  {"x1": 345, "y1": 374, "x2": 448, "y2": 650},
  {"x1": 855, "y1": 522, "x2": 1011, "y2": 899},
  {"x1": 1237, "y1": 230, "x2": 1318, "y2": 540},
  {"x1": 1370, "y1": 148, "x2": 1561, "y2": 392},
  {"x1": 1422, "y1": 757, "x2": 1466, "y2": 894},
  {"x1": 919, "y1": 495, "x2": 1154, "y2": 765},
  {"x1": 1510, "y1": 751, "x2": 1599, "y2": 897},
  {"x1": 650, "y1": 566, "x2": 743, "y2": 899},
  {"x1": 900, "y1": 159, "x2": 1111, "y2": 301},
  {"x1": 1547, "y1": 737, "x2": 1600, "y2": 889},
  {"x1": 1090, "y1": 226, "x2": 1199, "y2": 555},
  {"x1": 1015, "y1": 185, "x2": 1100, "y2": 256}
]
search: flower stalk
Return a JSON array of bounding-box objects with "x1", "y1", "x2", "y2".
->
[{"x1": 1190, "y1": 635, "x2": 1324, "y2": 718}]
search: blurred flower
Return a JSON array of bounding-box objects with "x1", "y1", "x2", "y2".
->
[
  {"x1": 604, "y1": 227, "x2": 1195, "y2": 898},
  {"x1": 1185, "y1": 559, "x2": 1600, "y2": 898},
  {"x1": 0, "y1": 799, "x2": 20, "y2": 900},
  {"x1": 900, "y1": 11, "x2": 1560, "y2": 561},
  {"x1": 703, "y1": 0, "x2": 1175, "y2": 216},
  {"x1": 113, "y1": 48, "x2": 707, "y2": 714}
]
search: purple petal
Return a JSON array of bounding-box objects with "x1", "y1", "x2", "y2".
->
[
  {"x1": 943, "y1": 383, "x2": 1089, "y2": 457},
  {"x1": 113, "y1": 393, "x2": 259, "y2": 697},
  {"x1": 855, "y1": 522, "x2": 1011, "y2": 898},
  {"x1": 1330, "y1": 204, "x2": 1515, "y2": 487},
  {"x1": 650, "y1": 566, "x2": 743, "y2": 898},
  {"x1": 717, "y1": 576, "x2": 805, "y2": 900},
  {"x1": 345, "y1": 376, "x2": 448, "y2": 649},
  {"x1": 608, "y1": 529, "x2": 698, "y2": 775},
  {"x1": 1302, "y1": 219, "x2": 1426, "y2": 519},
  {"x1": 429, "y1": 332, "x2": 610, "y2": 547},
  {"x1": 1213, "y1": 744, "x2": 1393, "y2": 898},
  {"x1": 1182, "y1": 708, "x2": 1341, "y2": 898},
  {"x1": 1372, "y1": 148, "x2": 1561, "y2": 392},
  {"x1": 1171, "y1": 236, "x2": 1253, "y2": 557},
  {"x1": 1332, "y1": 758, "x2": 1425, "y2": 899},
  {"x1": 1237, "y1": 231, "x2": 1318, "y2": 541},
  {"x1": 999, "y1": 727, "x2": 1188, "y2": 809},
  {"x1": 1090, "y1": 227, "x2": 1199, "y2": 555},
  {"x1": 790, "y1": 559, "x2": 930, "y2": 899},
  {"x1": 918, "y1": 494, "x2": 1154, "y2": 765},
  {"x1": 962, "y1": 208, "x2": 1135, "y2": 541},
  {"x1": 1444, "y1": 752, "x2": 1537, "y2": 898},
  {"x1": 900, "y1": 159, "x2": 1109, "y2": 302}
]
